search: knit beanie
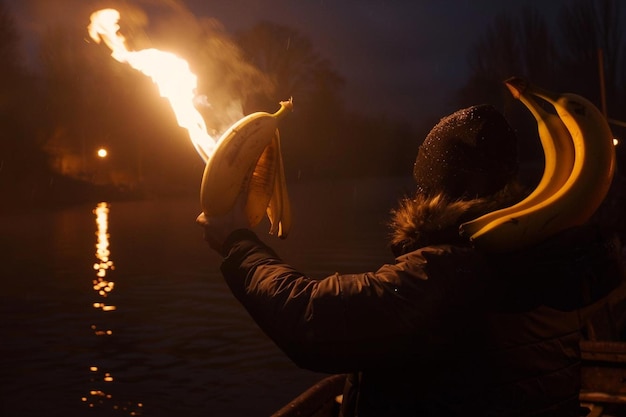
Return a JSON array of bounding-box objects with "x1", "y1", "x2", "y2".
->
[{"x1": 413, "y1": 104, "x2": 518, "y2": 199}]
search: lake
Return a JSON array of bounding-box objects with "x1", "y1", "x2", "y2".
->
[{"x1": 0, "y1": 177, "x2": 413, "y2": 417}]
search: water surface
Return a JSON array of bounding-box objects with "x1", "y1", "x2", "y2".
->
[{"x1": 0, "y1": 177, "x2": 412, "y2": 417}]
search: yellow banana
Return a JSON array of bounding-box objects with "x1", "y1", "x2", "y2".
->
[
  {"x1": 469, "y1": 79, "x2": 616, "y2": 252},
  {"x1": 266, "y1": 131, "x2": 292, "y2": 239},
  {"x1": 200, "y1": 99, "x2": 293, "y2": 217},
  {"x1": 459, "y1": 77, "x2": 575, "y2": 238}
]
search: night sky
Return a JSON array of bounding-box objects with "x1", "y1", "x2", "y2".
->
[{"x1": 7, "y1": 0, "x2": 569, "y2": 123}]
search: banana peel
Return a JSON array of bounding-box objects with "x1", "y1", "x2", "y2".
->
[{"x1": 201, "y1": 99, "x2": 294, "y2": 238}]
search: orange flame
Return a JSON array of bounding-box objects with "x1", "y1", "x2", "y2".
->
[{"x1": 88, "y1": 8, "x2": 214, "y2": 161}]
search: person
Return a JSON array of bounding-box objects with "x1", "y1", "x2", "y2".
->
[{"x1": 197, "y1": 104, "x2": 625, "y2": 417}]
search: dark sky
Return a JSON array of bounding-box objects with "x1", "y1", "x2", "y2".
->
[
  {"x1": 186, "y1": 0, "x2": 567, "y2": 121},
  {"x1": 7, "y1": 0, "x2": 568, "y2": 123}
]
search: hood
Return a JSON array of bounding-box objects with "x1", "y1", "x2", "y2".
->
[{"x1": 388, "y1": 182, "x2": 526, "y2": 255}]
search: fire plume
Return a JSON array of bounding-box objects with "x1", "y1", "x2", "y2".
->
[{"x1": 88, "y1": 8, "x2": 214, "y2": 161}]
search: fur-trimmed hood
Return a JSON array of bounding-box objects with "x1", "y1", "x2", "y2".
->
[{"x1": 388, "y1": 183, "x2": 526, "y2": 255}]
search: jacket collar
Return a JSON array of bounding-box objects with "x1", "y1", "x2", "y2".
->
[{"x1": 388, "y1": 183, "x2": 526, "y2": 256}]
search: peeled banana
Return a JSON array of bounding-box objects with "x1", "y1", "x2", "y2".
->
[
  {"x1": 242, "y1": 127, "x2": 292, "y2": 238},
  {"x1": 459, "y1": 78, "x2": 575, "y2": 238},
  {"x1": 245, "y1": 134, "x2": 279, "y2": 227},
  {"x1": 266, "y1": 131, "x2": 292, "y2": 238},
  {"x1": 466, "y1": 78, "x2": 616, "y2": 252},
  {"x1": 200, "y1": 99, "x2": 293, "y2": 225}
]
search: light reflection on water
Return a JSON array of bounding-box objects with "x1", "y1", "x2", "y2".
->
[
  {"x1": 92, "y1": 203, "x2": 116, "y2": 314},
  {"x1": 0, "y1": 177, "x2": 411, "y2": 417},
  {"x1": 83, "y1": 202, "x2": 143, "y2": 415}
]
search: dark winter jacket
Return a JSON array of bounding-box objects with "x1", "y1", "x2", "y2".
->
[{"x1": 218, "y1": 191, "x2": 624, "y2": 417}]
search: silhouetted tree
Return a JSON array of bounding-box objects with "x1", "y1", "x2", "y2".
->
[
  {"x1": 235, "y1": 20, "x2": 419, "y2": 179},
  {"x1": 0, "y1": 0, "x2": 20, "y2": 133},
  {"x1": 519, "y1": 8, "x2": 561, "y2": 87},
  {"x1": 458, "y1": 0, "x2": 626, "y2": 120},
  {"x1": 238, "y1": 21, "x2": 426, "y2": 179},
  {"x1": 0, "y1": 0, "x2": 21, "y2": 187},
  {"x1": 38, "y1": 24, "x2": 125, "y2": 185},
  {"x1": 0, "y1": 0, "x2": 20, "y2": 80},
  {"x1": 557, "y1": 0, "x2": 624, "y2": 110},
  {"x1": 456, "y1": 13, "x2": 523, "y2": 109},
  {"x1": 0, "y1": 0, "x2": 53, "y2": 209},
  {"x1": 457, "y1": 1, "x2": 626, "y2": 162},
  {"x1": 557, "y1": 0, "x2": 626, "y2": 240},
  {"x1": 236, "y1": 21, "x2": 345, "y2": 110},
  {"x1": 456, "y1": 8, "x2": 562, "y2": 107},
  {"x1": 235, "y1": 21, "x2": 350, "y2": 178},
  {"x1": 457, "y1": 0, "x2": 626, "y2": 240}
]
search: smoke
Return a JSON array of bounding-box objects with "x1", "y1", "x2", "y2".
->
[
  {"x1": 10, "y1": 0, "x2": 274, "y2": 133},
  {"x1": 8, "y1": 0, "x2": 147, "y2": 68}
]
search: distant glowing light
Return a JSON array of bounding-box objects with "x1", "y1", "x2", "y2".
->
[
  {"x1": 614, "y1": 138, "x2": 619, "y2": 146},
  {"x1": 97, "y1": 148, "x2": 108, "y2": 158}
]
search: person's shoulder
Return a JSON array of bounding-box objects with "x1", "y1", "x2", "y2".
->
[{"x1": 398, "y1": 243, "x2": 486, "y2": 268}]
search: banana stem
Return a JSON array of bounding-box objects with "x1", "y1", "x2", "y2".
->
[
  {"x1": 273, "y1": 97, "x2": 294, "y2": 119},
  {"x1": 504, "y1": 80, "x2": 526, "y2": 100},
  {"x1": 507, "y1": 77, "x2": 560, "y2": 103},
  {"x1": 504, "y1": 77, "x2": 526, "y2": 99}
]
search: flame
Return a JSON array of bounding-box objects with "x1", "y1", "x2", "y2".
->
[{"x1": 88, "y1": 8, "x2": 214, "y2": 161}]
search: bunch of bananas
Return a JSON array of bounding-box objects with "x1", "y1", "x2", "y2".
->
[
  {"x1": 201, "y1": 99, "x2": 293, "y2": 239},
  {"x1": 459, "y1": 77, "x2": 616, "y2": 252}
]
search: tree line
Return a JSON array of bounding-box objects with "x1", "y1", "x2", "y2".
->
[
  {"x1": 458, "y1": 0, "x2": 625, "y2": 167},
  {"x1": 0, "y1": 0, "x2": 624, "y2": 214},
  {"x1": 457, "y1": 0, "x2": 626, "y2": 236}
]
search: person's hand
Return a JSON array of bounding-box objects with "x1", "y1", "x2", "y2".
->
[{"x1": 196, "y1": 197, "x2": 250, "y2": 254}]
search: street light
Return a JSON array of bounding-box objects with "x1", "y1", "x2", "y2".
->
[{"x1": 97, "y1": 148, "x2": 108, "y2": 158}]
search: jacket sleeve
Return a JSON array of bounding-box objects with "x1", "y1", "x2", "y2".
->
[{"x1": 219, "y1": 229, "x2": 486, "y2": 373}]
